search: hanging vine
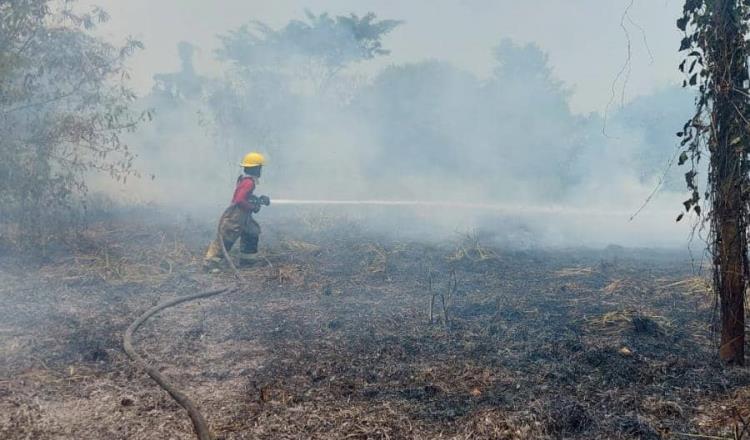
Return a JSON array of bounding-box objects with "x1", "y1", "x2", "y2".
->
[
  {"x1": 677, "y1": 0, "x2": 750, "y2": 364},
  {"x1": 676, "y1": 0, "x2": 750, "y2": 213}
]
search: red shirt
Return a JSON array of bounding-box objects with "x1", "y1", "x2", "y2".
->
[{"x1": 232, "y1": 176, "x2": 256, "y2": 211}]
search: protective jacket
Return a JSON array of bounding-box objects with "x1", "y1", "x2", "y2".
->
[{"x1": 232, "y1": 175, "x2": 257, "y2": 212}]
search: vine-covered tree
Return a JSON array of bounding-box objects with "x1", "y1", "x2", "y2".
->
[
  {"x1": 0, "y1": 0, "x2": 146, "y2": 251},
  {"x1": 677, "y1": 0, "x2": 750, "y2": 365}
]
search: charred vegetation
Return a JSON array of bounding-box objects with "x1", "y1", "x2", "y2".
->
[{"x1": 1, "y1": 215, "x2": 748, "y2": 439}]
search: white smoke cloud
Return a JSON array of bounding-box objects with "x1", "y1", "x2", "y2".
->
[{"x1": 89, "y1": 10, "x2": 699, "y2": 249}]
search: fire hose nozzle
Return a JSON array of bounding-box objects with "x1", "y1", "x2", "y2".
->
[{"x1": 249, "y1": 195, "x2": 271, "y2": 213}]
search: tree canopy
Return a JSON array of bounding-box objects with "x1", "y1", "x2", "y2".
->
[{"x1": 216, "y1": 11, "x2": 402, "y2": 70}]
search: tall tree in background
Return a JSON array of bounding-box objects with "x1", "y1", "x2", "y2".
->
[
  {"x1": 216, "y1": 11, "x2": 401, "y2": 90},
  {"x1": 678, "y1": 0, "x2": 750, "y2": 365},
  {"x1": 209, "y1": 11, "x2": 400, "y2": 160}
]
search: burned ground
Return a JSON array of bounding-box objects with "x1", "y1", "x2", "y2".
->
[{"x1": 1, "y1": 214, "x2": 749, "y2": 439}]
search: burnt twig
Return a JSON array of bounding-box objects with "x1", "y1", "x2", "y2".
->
[
  {"x1": 428, "y1": 272, "x2": 435, "y2": 324},
  {"x1": 427, "y1": 270, "x2": 457, "y2": 330}
]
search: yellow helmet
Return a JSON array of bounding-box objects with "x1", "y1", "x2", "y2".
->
[{"x1": 240, "y1": 152, "x2": 266, "y2": 168}]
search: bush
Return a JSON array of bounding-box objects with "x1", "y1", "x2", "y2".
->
[{"x1": 0, "y1": 0, "x2": 147, "y2": 252}]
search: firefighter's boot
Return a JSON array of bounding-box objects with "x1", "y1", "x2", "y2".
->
[
  {"x1": 202, "y1": 257, "x2": 223, "y2": 273},
  {"x1": 238, "y1": 254, "x2": 257, "y2": 268},
  {"x1": 238, "y1": 234, "x2": 259, "y2": 268}
]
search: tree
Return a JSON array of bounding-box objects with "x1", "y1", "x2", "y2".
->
[
  {"x1": 479, "y1": 40, "x2": 585, "y2": 198},
  {"x1": 207, "y1": 11, "x2": 400, "y2": 162},
  {"x1": 610, "y1": 87, "x2": 693, "y2": 190},
  {"x1": 216, "y1": 11, "x2": 401, "y2": 90},
  {"x1": 0, "y1": 0, "x2": 147, "y2": 250},
  {"x1": 352, "y1": 60, "x2": 479, "y2": 177},
  {"x1": 677, "y1": 0, "x2": 750, "y2": 365},
  {"x1": 152, "y1": 42, "x2": 205, "y2": 101}
]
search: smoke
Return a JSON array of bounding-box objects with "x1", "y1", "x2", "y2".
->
[{"x1": 90, "y1": 14, "x2": 699, "y2": 249}]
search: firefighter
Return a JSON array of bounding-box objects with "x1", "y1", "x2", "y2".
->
[{"x1": 203, "y1": 152, "x2": 268, "y2": 271}]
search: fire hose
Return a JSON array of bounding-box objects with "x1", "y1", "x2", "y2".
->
[
  {"x1": 123, "y1": 197, "x2": 269, "y2": 439},
  {"x1": 121, "y1": 194, "x2": 637, "y2": 438},
  {"x1": 123, "y1": 285, "x2": 231, "y2": 440}
]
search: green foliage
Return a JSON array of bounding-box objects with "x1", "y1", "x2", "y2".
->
[
  {"x1": 216, "y1": 11, "x2": 400, "y2": 91},
  {"x1": 677, "y1": 0, "x2": 750, "y2": 365},
  {"x1": 676, "y1": 0, "x2": 750, "y2": 220},
  {"x1": 0, "y1": 0, "x2": 147, "y2": 251},
  {"x1": 217, "y1": 11, "x2": 401, "y2": 69}
]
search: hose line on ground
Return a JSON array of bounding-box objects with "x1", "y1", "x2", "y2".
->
[
  {"x1": 124, "y1": 224, "x2": 242, "y2": 439},
  {"x1": 219, "y1": 223, "x2": 242, "y2": 280},
  {"x1": 123, "y1": 285, "x2": 231, "y2": 440}
]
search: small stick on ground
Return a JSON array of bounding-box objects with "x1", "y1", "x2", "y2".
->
[
  {"x1": 428, "y1": 270, "x2": 456, "y2": 330},
  {"x1": 441, "y1": 270, "x2": 457, "y2": 329},
  {"x1": 428, "y1": 272, "x2": 435, "y2": 324},
  {"x1": 673, "y1": 433, "x2": 732, "y2": 440},
  {"x1": 733, "y1": 407, "x2": 750, "y2": 440}
]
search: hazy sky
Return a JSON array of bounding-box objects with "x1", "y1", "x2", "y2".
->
[{"x1": 89, "y1": 0, "x2": 685, "y2": 114}]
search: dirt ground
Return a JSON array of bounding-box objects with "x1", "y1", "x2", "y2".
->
[{"x1": 1, "y1": 212, "x2": 749, "y2": 439}]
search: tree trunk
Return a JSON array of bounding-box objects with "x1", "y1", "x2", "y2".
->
[{"x1": 711, "y1": 0, "x2": 747, "y2": 366}]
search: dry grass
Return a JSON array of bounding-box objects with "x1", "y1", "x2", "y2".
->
[
  {"x1": 68, "y1": 225, "x2": 196, "y2": 284},
  {"x1": 363, "y1": 243, "x2": 389, "y2": 274},
  {"x1": 602, "y1": 278, "x2": 650, "y2": 295},
  {"x1": 659, "y1": 276, "x2": 713, "y2": 295},
  {"x1": 581, "y1": 309, "x2": 671, "y2": 336},
  {"x1": 554, "y1": 266, "x2": 595, "y2": 277},
  {"x1": 449, "y1": 231, "x2": 496, "y2": 263},
  {"x1": 280, "y1": 239, "x2": 320, "y2": 253},
  {"x1": 272, "y1": 263, "x2": 308, "y2": 287},
  {"x1": 1, "y1": 217, "x2": 748, "y2": 440}
]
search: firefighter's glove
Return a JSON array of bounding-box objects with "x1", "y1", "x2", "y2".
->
[{"x1": 249, "y1": 195, "x2": 271, "y2": 213}]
